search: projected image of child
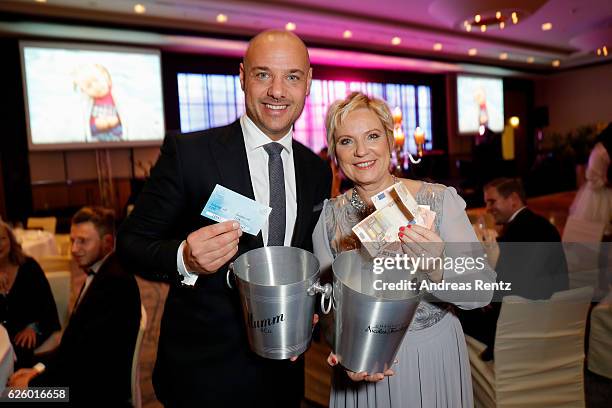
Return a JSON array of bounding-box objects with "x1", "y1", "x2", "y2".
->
[
  {"x1": 73, "y1": 64, "x2": 124, "y2": 141},
  {"x1": 474, "y1": 87, "x2": 489, "y2": 129}
]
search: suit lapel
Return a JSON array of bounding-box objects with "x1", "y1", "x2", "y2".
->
[
  {"x1": 211, "y1": 120, "x2": 264, "y2": 250},
  {"x1": 291, "y1": 143, "x2": 314, "y2": 247},
  {"x1": 71, "y1": 256, "x2": 107, "y2": 319}
]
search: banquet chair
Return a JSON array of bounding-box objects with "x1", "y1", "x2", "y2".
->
[
  {"x1": 34, "y1": 271, "x2": 71, "y2": 355},
  {"x1": 131, "y1": 305, "x2": 147, "y2": 408},
  {"x1": 39, "y1": 255, "x2": 72, "y2": 273},
  {"x1": 562, "y1": 216, "x2": 605, "y2": 294},
  {"x1": 467, "y1": 286, "x2": 593, "y2": 408},
  {"x1": 54, "y1": 234, "x2": 72, "y2": 256},
  {"x1": 588, "y1": 290, "x2": 612, "y2": 379},
  {"x1": 26, "y1": 216, "x2": 57, "y2": 234}
]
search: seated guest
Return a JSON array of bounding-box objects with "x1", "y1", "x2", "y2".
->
[
  {"x1": 0, "y1": 220, "x2": 60, "y2": 369},
  {"x1": 9, "y1": 207, "x2": 141, "y2": 407},
  {"x1": 458, "y1": 178, "x2": 568, "y2": 360}
]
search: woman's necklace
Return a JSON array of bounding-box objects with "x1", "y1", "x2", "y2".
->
[{"x1": 349, "y1": 175, "x2": 398, "y2": 215}]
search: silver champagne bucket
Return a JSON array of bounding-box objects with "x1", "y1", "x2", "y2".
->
[
  {"x1": 229, "y1": 247, "x2": 331, "y2": 360},
  {"x1": 332, "y1": 250, "x2": 420, "y2": 373}
]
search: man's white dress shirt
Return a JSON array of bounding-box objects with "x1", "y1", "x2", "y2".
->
[{"x1": 178, "y1": 115, "x2": 297, "y2": 285}]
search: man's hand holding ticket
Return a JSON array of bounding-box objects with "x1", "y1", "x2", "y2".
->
[
  {"x1": 352, "y1": 182, "x2": 437, "y2": 256},
  {"x1": 201, "y1": 184, "x2": 271, "y2": 235},
  {"x1": 183, "y1": 185, "x2": 271, "y2": 275}
]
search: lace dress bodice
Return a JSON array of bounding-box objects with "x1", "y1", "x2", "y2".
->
[{"x1": 323, "y1": 182, "x2": 449, "y2": 331}]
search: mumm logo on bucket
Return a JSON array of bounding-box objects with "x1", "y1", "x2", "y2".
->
[
  {"x1": 248, "y1": 313, "x2": 285, "y2": 331},
  {"x1": 366, "y1": 323, "x2": 409, "y2": 335}
]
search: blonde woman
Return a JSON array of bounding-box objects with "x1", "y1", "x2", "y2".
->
[{"x1": 312, "y1": 92, "x2": 495, "y2": 407}]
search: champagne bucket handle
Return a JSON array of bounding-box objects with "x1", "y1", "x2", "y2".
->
[
  {"x1": 226, "y1": 263, "x2": 234, "y2": 289},
  {"x1": 307, "y1": 281, "x2": 332, "y2": 315}
]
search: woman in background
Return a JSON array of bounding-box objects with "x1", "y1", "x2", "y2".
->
[
  {"x1": 313, "y1": 92, "x2": 495, "y2": 407},
  {"x1": 0, "y1": 221, "x2": 60, "y2": 368}
]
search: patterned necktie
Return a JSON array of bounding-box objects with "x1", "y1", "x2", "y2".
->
[{"x1": 263, "y1": 142, "x2": 286, "y2": 246}]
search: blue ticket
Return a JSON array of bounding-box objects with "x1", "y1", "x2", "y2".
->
[{"x1": 201, "y1": 184, "x2": 271, "y2": 236}]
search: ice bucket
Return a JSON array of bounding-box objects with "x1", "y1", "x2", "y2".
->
[
  {"x1": 332, "y1": 249, "x2": 420, "y2": 373},
  {"x1": 229, "y1": 246, "x2": 331, "y2": 360}
]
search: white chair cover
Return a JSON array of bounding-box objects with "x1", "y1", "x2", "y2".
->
[
  {"x1": 588, "y1": 291, "x2": 612, "y2": 379},
  {"x1": 469, "y1": 287, "x2": 593, "y2": 408},
  {"x1": 131, "y1": 305, "x2": 147, "y2": 408}
]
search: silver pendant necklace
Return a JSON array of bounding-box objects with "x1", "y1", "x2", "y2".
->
[{"x1": 349, "y1": 175, "x2": 398, "y2": 215}]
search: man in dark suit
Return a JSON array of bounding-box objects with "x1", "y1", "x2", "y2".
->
[
  {"x1": 459, "y1": 178, "x2": 568, "y2": 360},
  {"x1": 484, "y1": 177, "x2": 568, "y2": 299},
  {"x1": 116, "y1": 30, "x2": 331, "y2": 407},
  {"x1": 9, "y1": 207, "x2": 141, "y2": 406}
]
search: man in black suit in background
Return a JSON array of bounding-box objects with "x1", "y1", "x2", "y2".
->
[
  {"x1": 484, "y1": 177, "x2": 568, "y2": 299},
  {"x1": 117, "y1": 30, "x2": 331, "y2": 407},
  {"x1": 459, "y1": 178, "x2": 568, "y2": 360},
  {"x1": 9, "y1": 207, "x2": 141, "y2": 407}
]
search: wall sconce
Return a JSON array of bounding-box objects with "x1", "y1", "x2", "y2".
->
[
  {"x1": 391, "y1": 106, "x2": 420, "y2": 172},
  {"x1": 414, "y1": 126, "x2": 425, "y2": 157},
  {"x1": 394, "y1": 127, "x2": 405, "y2": 150}
]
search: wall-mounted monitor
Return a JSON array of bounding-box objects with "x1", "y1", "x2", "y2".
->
[
  {"x1": 457, "y1": 75, "x2": 504, "y2": 134},
  {"x1": 20, "y1": 41, "x2": 165, "y2": 150}
]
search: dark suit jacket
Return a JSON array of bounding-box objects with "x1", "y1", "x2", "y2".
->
[
  {"x1": 32, "y1": 252, "x2": 141, "y2": 407},
  {"x1": 117, "y1": 120, "x2": 331, "y2": 407},
  {"x1": 458, "y1": 208, "x2": 569, "y2": 356},
  {"x1": 495, "y1": 208, "x2": 569, "y2": 300}
]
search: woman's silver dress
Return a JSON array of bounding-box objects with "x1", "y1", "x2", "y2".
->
[{"x1": 312, "y1": 182, "x2": 496, "y2": 407}]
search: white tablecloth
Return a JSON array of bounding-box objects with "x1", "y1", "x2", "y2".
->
[
  {"x1": 14, "y1": 229, "x2": 59, "y2": 260},
  {"x1": 0, "y1": 324, "x2": 15, "y2": 393}
]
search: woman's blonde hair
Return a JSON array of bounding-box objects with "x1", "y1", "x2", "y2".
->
[
  {"x1": 0, "y1": 221, "x2": 27, "y2": 266},
  {"x1": 325, "y1": 91, "x2": 395, "y2": 158}
]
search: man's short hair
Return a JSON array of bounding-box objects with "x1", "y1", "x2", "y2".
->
[
  {"x1": 72, "y1": 206, "x2": 116, "y2": 237},
  {"x1": 484, "y1": 178, "x2": 526, "y2": 204}
]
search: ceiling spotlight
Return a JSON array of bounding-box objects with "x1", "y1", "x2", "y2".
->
[
  {"x1": 499, "y1": 52, "x2": 508, "y2": 60},
  {"x1": 35, "y1": 0, "x2": 47, "y2": 3},
  {"x1": 499, "y1": 21, "x2": 505, "y2": 29},
  {"x1": 541, "y1": 22, "x2": 552, "y2": 31},
  {"x1": 134, "y1": 4, "x2": 146, "y2": 14},
  {"x1": 433, "y1": 43, "x2": 443, "y2": 51},
  {"x1": 285, "y1": 22, "x2": 296, "y2": 31},
  {"x1": 597, "y1": 48, "x2": 602, "y2": 56},
  {"x1": 216, "y1": 14, "x2": 228, "y2": 23},
  {"x1": 475, "y1": 14, "x2": 481, "y2": 23},
  {"x1": 343, "y1": 30, "x2": 352, "y2": 39},
  {"x1": 466, "y1": 24, "x2": 472, "y2": 32},
  {"x1": 496, "y1": 11, "x2": 501, "y2": 19},
  {"x1": 509, "y1": 116, "x2": 520, "y2": 128},
  {"x1": 391, "y1": 37, "x2": 401, "y2": 45},
  {"x1": 552, "y1": 59, "x2": 560, "y2": 67},
  {"x1": 468, "y1": 48, "x2": 478, "y2": 56},
  {"x1": 481, "y1": 25, "x2": 487, "y2": 32},
  {"x1": 511, "y1": 12, "x2": 518, "y2": 20},
  {"x1": 603, "y1": 46, "x2": 608, "y2": 57},
  {"x1": 527, "y1": 56, "x2": 535, "y2": 63}
]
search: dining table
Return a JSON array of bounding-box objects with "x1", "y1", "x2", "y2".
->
[{"x1": 13, "y1": 228, "x2": 59, "y2": 261}]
